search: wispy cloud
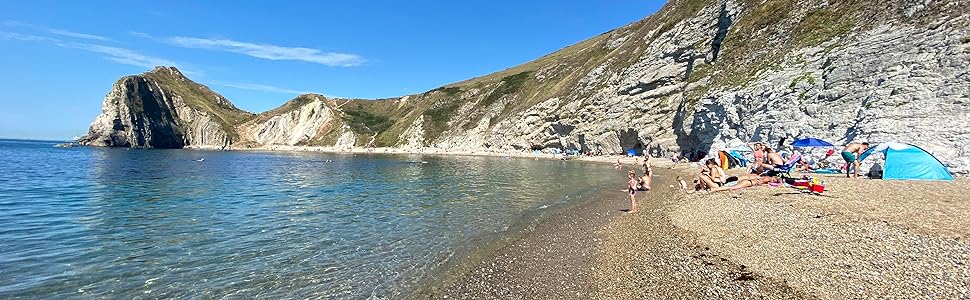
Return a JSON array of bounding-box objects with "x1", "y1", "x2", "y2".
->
[
  {"x1": 1, "y1": 31, "x2": 176, "y2": 69},
  {"x1": 212, "y1": 81, "x2": 314, "y2": 95},
  {"x1": 0, "y1": 31, "x2": 61, "y2": 43},
  {"x1": 166, "y1": 36, "x2": 365, "y2": 67},
  {"x1": 46, "y1": 28, "x2": 112, "y2": 41},
  {"x1": 72, "y1": 44, "x2": 177, "y2": 69},
  {"x1": 3, "y1": 20, "x2": 112, "y2": 42}
]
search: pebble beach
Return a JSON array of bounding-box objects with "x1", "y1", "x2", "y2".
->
[{"x1": 418, "y1": 158, "x2": 970, "y2": 299}]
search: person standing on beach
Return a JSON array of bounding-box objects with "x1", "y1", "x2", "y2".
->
[
  {"x1": 614, "y1": 159, "x2": 622, "y2": 170},
  {"x1": 641, "y1": 156, "x2": 653, "y2": 190},
  {"x1": 841, "y1": 142, "x2": 870, "y2": 178},
  {"x1": 627, "y1": 170, "x2": 639, "y2": 213}
]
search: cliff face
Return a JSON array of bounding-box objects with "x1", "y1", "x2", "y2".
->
[
  {"x1": 81, "y1": 0, "x2": 970, "y2": 173},
  {"x1": 79, "y1": 67, "x2": 254, "y2": 148},
  {"x1": 235, "y1": 94, "x2": 359, "y2": 148}
]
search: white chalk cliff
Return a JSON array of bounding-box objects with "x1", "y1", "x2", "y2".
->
[{"x1": 80, "y1": 0, "x2": 970, "y2": 174}]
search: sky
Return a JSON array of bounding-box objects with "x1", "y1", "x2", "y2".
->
[{"x1": 0, "y1": 1, "x2": 665, "y2": 140}]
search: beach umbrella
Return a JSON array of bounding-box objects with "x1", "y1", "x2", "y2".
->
[{"x1": 791, "y1": 138, "x2": 834, "y2": 148}]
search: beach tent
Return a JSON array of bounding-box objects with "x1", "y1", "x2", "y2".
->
[
  {"x1": 858, "y1": 142, "x2": 953, "y2": 181},
  {"x1": 792, "y1": 138, "x2": 834, "y2": 148},
  {"x1": 728, "y1": 150, "x2": 748, "y2": 167},
  {"x1": 717, "y1": 150, "x2": 743, "y2": 170},
  {"x1": 626, "y1": 148, "x2": 641, "y2": 156}
]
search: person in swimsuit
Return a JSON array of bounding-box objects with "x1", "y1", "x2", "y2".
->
[
  {"x1": 627, "y1": 170, "x2": 639, "y2": 213},
  {"x1": 709, "y1": 175, "x2": 779, "y2": 193},
  {"x1": 707, "y1": 158, "x2": 727, "y2": 186},
  {"x1": 750, "y1": 143, "x2": 766, "y2": 173},
  {"x1": 614, "y1": 159, "x2": 622, "y2": 170},
  {"x1": 640, "y1": 156, "x2": 653, "y2": 190},
  {"x1": 755, "y1": 147, "x2": 786, "y2": 174},
  {"x1": 841, "y1": 142, "x2": 870, "y2": 178},
  {"x1": 694, "y1": 159, "x2": 721, "y2": 191}
]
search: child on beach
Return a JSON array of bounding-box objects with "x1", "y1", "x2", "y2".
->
[
  {"x1": 677, "y1": 176, "x2": 688, "y2": 191},
  {"x1": 614, "y1": 159, "x2": 622, "y2": 170},
  {"x1": 627, "y1": 170, "x2": 639, "y2": 214}
]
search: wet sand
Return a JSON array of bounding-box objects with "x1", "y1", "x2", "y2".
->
[{"x1": 417, "y1": 161, "x2": 970, "y2": 299}]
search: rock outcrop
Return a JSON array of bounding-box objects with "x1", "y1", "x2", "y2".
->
[
  {"x1": 79, "y1": 67, "x2": 253, "y2": 149},
  {"x1": 237, "y1": 94, "x2": 341, "y2": 146},
  {"x1": 81, "y1": 0, "x2": 970, "y2": 173}
]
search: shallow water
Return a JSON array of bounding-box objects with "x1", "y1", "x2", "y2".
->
[{"x1": 0, "y1": 139, "x2": 620, "y2": 298}]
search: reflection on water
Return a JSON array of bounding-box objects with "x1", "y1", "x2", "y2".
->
[{"x1": 0, "y1": 140, "x2": 619, "y2": 298}]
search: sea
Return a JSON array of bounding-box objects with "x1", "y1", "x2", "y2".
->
[{"x1": 0, "y1": 139, "x2": 620, "y2": 298}]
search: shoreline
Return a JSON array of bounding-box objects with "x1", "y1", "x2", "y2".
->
[
  {"x1": 415, "y1": 164, "x2": 806, "y2": 298},
  {"x1": 196, "y1": 144, "x2": 656, "y2": 167}
]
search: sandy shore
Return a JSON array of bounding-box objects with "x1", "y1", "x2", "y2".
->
[{"x1": 415, "y1": 160, "x2": 970, "y2": 299}]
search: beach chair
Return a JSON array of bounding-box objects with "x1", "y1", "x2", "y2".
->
[{"x1": 761, "y1": 153, "x2": 801, "y2": 179}]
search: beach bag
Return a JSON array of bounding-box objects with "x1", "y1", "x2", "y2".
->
[{"x1": 868, "y1": 163, "x2": 883, "y2": 179}]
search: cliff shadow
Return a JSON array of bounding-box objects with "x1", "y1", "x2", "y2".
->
[{"x1": 672, "y1": 96, "x2": 729, "y2": 161}]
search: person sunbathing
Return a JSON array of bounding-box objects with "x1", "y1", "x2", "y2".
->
[
  {"x1": 708, "y1": 158, "x2": 727, "y2": 186},
  {"x1": 753, "y1": 147, "x2": 786, "y2": 174},
  {"x1": 750, "y1": 142, "x2": 766, "y2": 173},
  {"x1": 795, "y1": 157, "x2": 815, "y2": 172},
  {"x1": 709, "y1": 175, "x2": 779, "y2": 192}
]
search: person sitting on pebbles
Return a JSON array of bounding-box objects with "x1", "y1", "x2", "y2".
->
[
  {"x1": 640, "y1": 156, "x2": 653, "y2": 190},
  {"x1": 692, "y1": 159, "x2": 723, "y2": 192}
]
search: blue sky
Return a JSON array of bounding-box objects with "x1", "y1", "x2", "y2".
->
[{"x1": 0, "y1": 1, "x2": 664, "y2": 140}]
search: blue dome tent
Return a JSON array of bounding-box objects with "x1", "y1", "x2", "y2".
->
[
  {"x1": 625, "y1": 148, "x2": 641, "y2": 156},
  {"x1": 858, "y1": 142, "x2": 953, "y2": 181}
]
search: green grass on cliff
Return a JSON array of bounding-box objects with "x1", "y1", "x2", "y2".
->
[
  {"x1": 342, "y1": 106, "x2": 393, "y2": 134},
  {"x1": 142, "y1": 68, "x2": 254, "y2": 138},
  {"x1": 479, "y1": 71, "x2": 532, "y2": 107},
  {"x1": 792, "y1": 3, "x2": 862, "y2": 47},
  {"x1": 422, "y1": 100, "x2": 461, "y2": 144},
  {"x1": 684, "y1": 0, "x2": 864, "y2": 106}
]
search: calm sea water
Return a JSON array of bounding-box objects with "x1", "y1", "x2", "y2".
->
[{"x1": 0, "y1": 139, "x2": 619, "y2": 298}]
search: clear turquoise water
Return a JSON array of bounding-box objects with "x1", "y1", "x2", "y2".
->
[{"x1": 0, "y1": 139, "x2": 619, "y2": 298}]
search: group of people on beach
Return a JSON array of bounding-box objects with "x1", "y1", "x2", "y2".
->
[
  {"x1": 619, "y1": 140, "x2": 872, "y2": 208},
  {"x1": 677, "y1": 142, "x2": 783, "y2": 193},
  {"x1": 689, "y1": 141, "x2": 871, "y2": 193}
]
